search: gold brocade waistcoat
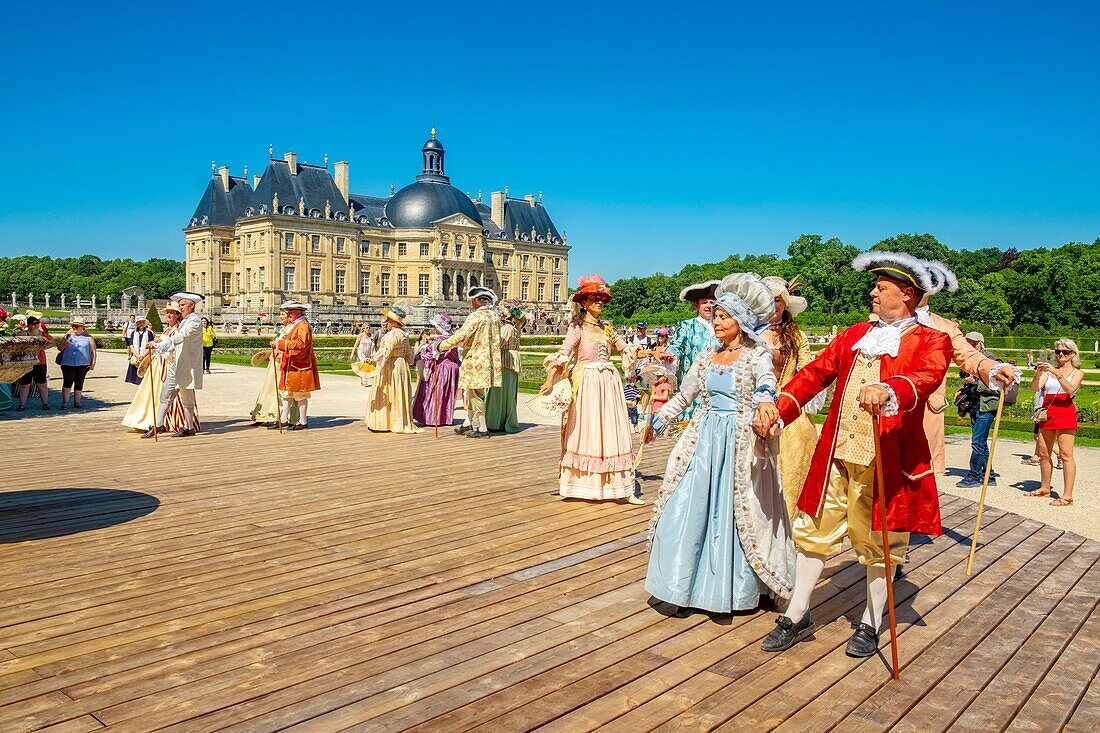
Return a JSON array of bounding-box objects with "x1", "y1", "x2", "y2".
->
[{"x1": 833, "y1": 353, "x2": 879, "y2": 466}]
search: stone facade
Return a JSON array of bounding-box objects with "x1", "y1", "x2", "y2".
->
[{"x1": 184, "y1": 132, "x2": 570, "y2": 326}]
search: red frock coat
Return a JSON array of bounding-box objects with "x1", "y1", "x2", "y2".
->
[
  {"x1": 777, "y1": 321, "x2": 952, "y2": 536},
  {"x1": 276, "y1": 319, "x2": 321, "y2": 393}
]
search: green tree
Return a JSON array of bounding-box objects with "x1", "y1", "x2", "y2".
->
[{"x1": 145, "y1": 302, "x2": 164, "y2": 332}]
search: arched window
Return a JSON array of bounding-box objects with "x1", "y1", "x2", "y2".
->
[
  {"x1": 469, "y1": 275, "x2": 479, "y2": 288},
  {"x1": 456, "y1": 275, "x2": 465, "y2": 299},
  {"x1": 442, "y1": 274, "x2": 451, "y2": 300}
]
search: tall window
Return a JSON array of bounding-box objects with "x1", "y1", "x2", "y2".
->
[
  {"x1": 310, "y1": 268, "x2": 321, "y2": 292},
  {"x1": 359, "y1": 271, "x2": 370, "y2": 294},
  {"x1": 221, "y1": 273, "x2": 232, "y2": 293},
  {"x1": 521, "y1": 281, "x2": 529, "y2": 300},
  {"x1": 419, "y1": 242, "x2": 430, "y2": 257},
  {"x1": 554, "y1": 257, "x2": 561, "y2": 271},
  {"x1": 260, "y1": 232, "x2": 266, "y2": 250},
  {"x1": 360, "y1": 239, "x2": 370, "y2": 255},
  {"x1": 259, "y1": 267, "x2": 265, "y2": 290},
  {"x1": 201, "y1": 272, "x2": 206, "y2": 292},
  {"x1": 335, "y1": 270, "x2": 346, "y2": 293},
  {"x1": 553, "y1": 282, "x2": 560, "y2": 302},
  {"x1": 418, "y1": 273, "x2": 429, "y2": 296},
  {"x1": 397, "y1": 242, "x2": 407, "y2": 257},
  {"x1": 502, "y1": 252, "x2": 510, "y2": 266},
  {"x1": 284, "y1": 266, "x2": 295, "y2": 291},
  {"x1": 501, "y1": 278, "x2": 509, "y2": 297},
  {"x1": 335, "y1": 237, "x2": 346, "y2": 254},
  {"x1": 397, "y1": 273, "x2": 408, "y2": 295},
  {"x1": 382, "y1": 242, "x2": 391, "y2": 257},
  {"x1": 221, "y1": 242, "x2": 231, "y2": 256},
  {"x1": 381, "y1": 272, "x2": 391, "y2": 295},
  {"x1": 245, "y1": 268, "x2": 252, "y2": 289},
  {"x1": 538, "y1": 256, "x2": 546, "y2": 271},
  {"x1": 311, "y1": 235, "x2": 321, "y2": 252},
  {"x1": 467, "y1": 245, "x2": 475, "y2": 259},
  {"x1": 537, "y1": 282, "x2": 545, "y2": 301},
  {"x1": 284, "y1": 232, "x2": 294, "y2": 250},
  {"x1": 522, "y1": 254, "x2": 530, "y2": 269},
  {"x1": 440, "y1": 243, "x2": 448, "y2": 257}
]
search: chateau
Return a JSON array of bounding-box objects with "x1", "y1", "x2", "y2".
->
[{"x1": 184, "y1": 131, "x2": 570, "y2": 322}]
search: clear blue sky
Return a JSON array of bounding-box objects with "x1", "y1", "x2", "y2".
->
[{"x1": 2, "y1": 1, "x2": 1098, "y2": 283}]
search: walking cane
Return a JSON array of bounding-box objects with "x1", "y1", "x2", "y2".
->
[
  {"x1": 146, "y1": 353, "x2": 158, "y2": 442},
  {"x1": 632, "y1": 390, "x2": 653, "y2": 472},
  {"x1": 433, "y1": 357, "x2": 443, "y2": 439},
  {"x1": 871, "y1": 413, "x2": 901, "y2": 681},
  {"x1": 966, "y1": 388, "x2": 1006, "y2": 576},
  {"x1": 271, "y1": 348, "x2": 283, "y2": 434}
]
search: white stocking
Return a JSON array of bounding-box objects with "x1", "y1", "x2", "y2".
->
[
  {"x1": 478, "y1": 414, "x2": 488, "y2": 433},
  {"x1": 784, "y1": 552, "x2": 825, "y2": 622},
  {"x1": 861, "y1": 566, "x2": 889, "y2": 631},
  {"x1": 280, "y1": 400, "x2": 292, "y2": 424},
  {"x1": 183, "y1": 406, "x2": 195, "y2": 431},
  {"x1": 297, "y1": 399, "x2": 308, "y2": 425}
]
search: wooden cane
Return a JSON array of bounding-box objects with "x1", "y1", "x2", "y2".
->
[
  {"x1": 271, "y1": 348, "x2": 283, "y2": 434},
  {"x1": 632, "y1": 390, "x2": 653, "y2": 472},
  {"x1": 147, "y1": 353, "x2": 158, "y2": 442},
  {"x1": 966, "y1": 388, "x2": 1006, "y2": 576},
  {"x1": 871, "y1": 413, "x2": 901, "y2": 681},
  {"x1": 433, "y1": 357, "x2": 443, "y2": 439}
]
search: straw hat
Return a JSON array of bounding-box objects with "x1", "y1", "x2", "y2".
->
[
  {"x1": 382, "y1": 300, "x2": 411, "y2": 326},
  {"x1": 250, "y1": 350, "x2": 271, "y2": 367},
  {"x1": 160, "y1": 301, "x2": 182, "y2": 315},
  {"x1": 69, "y1": 317, "x2": 87, "y2": 327}
]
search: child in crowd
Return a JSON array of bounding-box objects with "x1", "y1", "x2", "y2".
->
[{"x1": 623, "y1": 372, "x2": 641, "y2": 431}]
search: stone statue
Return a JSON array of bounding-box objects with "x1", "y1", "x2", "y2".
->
[
  {"x1": 298, "y1": 196, "x2": 305, "y2": 215},
  {"x1": 324, "y1": 199, "x2": 332, "y2": 219},
  {"x1": 349, "y1": 202, "x2": 355, "y2": 220},
  {"x1": 273, "y1": 191, "x2": 279, "y2": 212}
]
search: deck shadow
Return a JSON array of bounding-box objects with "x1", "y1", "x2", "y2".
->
[{"x1": 0, "y1": 488, "x2": 159, "y2": 543}]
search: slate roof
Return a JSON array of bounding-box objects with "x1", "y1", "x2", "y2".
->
[
  {"x1": 501, "y1": 198, "x2": 562, "y2": 244},
  {"x1": 187, "y1": 175, "x2": 253, "y2": 228},
  {"x1": 246, "y1": 160, "x2": 351, "y2": 221},
  {"x1": 347, "y1": 194, "x2": 391, "y2": 227}
]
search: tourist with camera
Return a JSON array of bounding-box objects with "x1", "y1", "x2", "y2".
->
[{"x1": 953, "y1": 332, "x2": 1002, "y2": 488}]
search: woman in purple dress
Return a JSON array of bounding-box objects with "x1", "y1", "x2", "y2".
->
[{"x1": 413, "y1": 313, "x2": 461, "y2": 426}]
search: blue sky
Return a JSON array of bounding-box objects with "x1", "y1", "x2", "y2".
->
[{"x1": 2, "y1": 1, "x2": 1098, "y2": 283}]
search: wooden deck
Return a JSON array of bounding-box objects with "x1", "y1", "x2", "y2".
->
[{"x1": 0, "y1": 413, "x2": 1097, "y2": 732}]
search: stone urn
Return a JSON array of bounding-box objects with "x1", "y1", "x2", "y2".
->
[{"x1": 0, "y1": 336, "x2": 48, "y2": 383}]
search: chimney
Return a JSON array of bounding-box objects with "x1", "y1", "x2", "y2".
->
[
  {"x1": 524, "y1": 194, "x2": 536, "y2": 208},
  {"x1": 284, "y1": 151, "x2": 298, "y2": 175},
  {"x1": 218, "y1": 166, "x2": 230, "y2": 193},
  {"x1": 491, "y1": 191, "x2": 506, "y2": 229},
  {"x1": 253, "y1": 174, "x2": 261, "y2": 188},
  {"x1": 335, "y1": 161, "x2": 349, "y2": 204}
]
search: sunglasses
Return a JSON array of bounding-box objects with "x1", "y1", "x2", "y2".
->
[{"x1": 1054, "y1": 349, "x2": 1074, "y2": 356}]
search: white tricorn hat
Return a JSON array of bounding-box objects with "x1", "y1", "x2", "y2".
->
[
  {"x1": 467, "y1": 286, "x2": 498, "y2": 304},
  {"x1": 923, "y1": 260, "x2": 959, "y2": 295},
  {"x1": 278, "y1": 300, "x2": 309, "y2": 311},
  {"x1": 169, "y1": 291, "x2": 205, "y2": 303},
  {"x1": 852, "y1": 251, "x2": 934, "y2": 293}
]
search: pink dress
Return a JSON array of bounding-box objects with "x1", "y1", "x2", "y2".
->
[{"x1": 545, "y1": 324, "x2": 636, "y2": 499}]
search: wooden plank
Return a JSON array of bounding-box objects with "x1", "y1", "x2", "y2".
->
[
  {"x1": 947, "y1": 560, "x2": 1100, "y2": 732},
  {"x1": 1005, "y1": 605, "x2": 1100, "y2": 733}
]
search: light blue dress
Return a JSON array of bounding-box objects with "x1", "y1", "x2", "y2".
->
[{"x1": 645, "y1": 348, "x2": 795, "y2": 613}]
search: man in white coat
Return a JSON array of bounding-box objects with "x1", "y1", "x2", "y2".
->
[{"x1": 145, "y1": 291, "x2": 205, "y2": 437}]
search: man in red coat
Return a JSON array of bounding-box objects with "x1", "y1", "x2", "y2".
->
[
  {"x1": 271, "y1": 301, "x2": 320, "y2": 431},
  {"x1": 759, "y1": 252, "x2": 953, "y2": 658}
]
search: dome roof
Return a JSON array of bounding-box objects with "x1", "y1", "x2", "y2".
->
[{"x1": 384, "y1": 181, "x2": 482, "y2": 229}]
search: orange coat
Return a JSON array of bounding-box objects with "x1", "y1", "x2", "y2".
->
[{"x1": 276, "y1": 319, "x2": 320, "y2": 393}]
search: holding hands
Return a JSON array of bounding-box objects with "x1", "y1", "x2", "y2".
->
[{"x1": 753, "y1": 403, "x2": 780, "y2": 437}]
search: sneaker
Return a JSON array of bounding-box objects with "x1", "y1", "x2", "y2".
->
[
  {"x1": 956, "y1": 478, "x2": 981, "y2": 488},
  {"x1": 846, "y1": 622, "x2": 879, "y2": 658},
  {"x1": 761, "y1": 613, "x2": 816, "y2": 653}
]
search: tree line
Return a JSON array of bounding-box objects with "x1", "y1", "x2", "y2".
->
[
  {"x1": 0, "y1": 255, "x2": 185, "y2": 302},
  {"x1": 602, "y1": 233, "x2": 1100, "y2": 335}
]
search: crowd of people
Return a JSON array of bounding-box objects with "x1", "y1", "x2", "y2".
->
[{"x1": 0, "y1": 251, "x2": 1090, "y2": 664}]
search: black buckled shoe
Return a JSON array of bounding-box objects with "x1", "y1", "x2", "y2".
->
[
  {"x1": 141, "y1": 426, "x2": 165, "y2": 439},
  {"x1": 454, "y1": 425, "x2": 471, "y2": 435},
  {"x1": 177, "y1": 428, "x2": 195, "y2": 437},
  {"x1": 466, "y1": 429, "x2": 488, "y2": 439},
  {"x1": 761, "y1": 613, "x2": 816, "y2": 652},
  {"x1": 846, "y1": 622, "x2": 879, "y2": 658}
]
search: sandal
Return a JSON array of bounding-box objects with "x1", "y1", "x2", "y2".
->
[
  {"x1": 1049, "y1": 497, "x2": 1073, "y2": 506},
  {"x1": 1023, "y1": 488, "x2": 1051, "y2": 497},
  {"x1": 1021, "y1": 457, "x2": 1040, "y2": 466}
]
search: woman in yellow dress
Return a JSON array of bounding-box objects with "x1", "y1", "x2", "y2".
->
[
  {"x1": 761, "y1": 276, "x2": 818, "y2": 521},
  {"x1": 364, "y1": 301, "x2": 423, "y2": 433}
]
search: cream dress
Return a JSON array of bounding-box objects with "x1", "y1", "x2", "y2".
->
[{"x1": 364, "y1": 327, "x2": 423, "y2": 433}]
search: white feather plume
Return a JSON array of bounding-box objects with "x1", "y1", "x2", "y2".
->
[{"x1": 851, "y1": 251, "x2": 934, "y2": 293}]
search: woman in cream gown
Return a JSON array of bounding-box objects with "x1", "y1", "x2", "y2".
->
[
  {"x1": 761, "y1": 276, "x2": 818, "y2": 521},
  {"x1": 364, "y1": 303, "x2": 423, "y2": 434}
]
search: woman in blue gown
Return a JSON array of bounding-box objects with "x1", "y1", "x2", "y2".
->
[{"x1": 645, "y1": 273, "x2": 796, "y2": 615}]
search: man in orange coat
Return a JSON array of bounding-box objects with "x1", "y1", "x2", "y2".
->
[
  {"x1": 271, "y1": 301, "x2": 320, "y2": 430},
  {"x1": 758, "y1": 252, "x2": 953, "y2": 659},
  {"x1": 917, "y1": 260, "x2": 1019, "y2": 474}
]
